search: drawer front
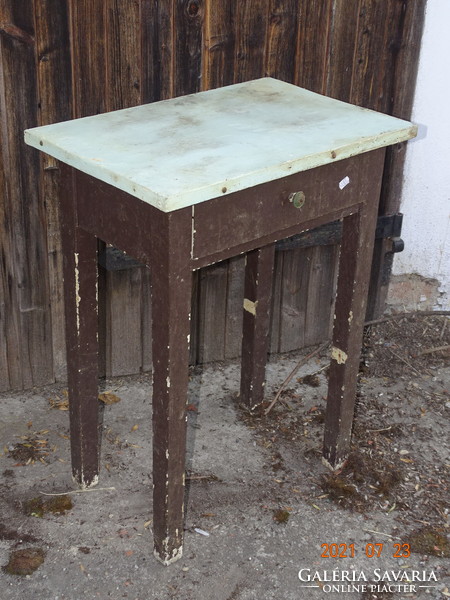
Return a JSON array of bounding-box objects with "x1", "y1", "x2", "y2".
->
[{"x1": 192, "y1": 152, "x2": 380, "y2": 261}]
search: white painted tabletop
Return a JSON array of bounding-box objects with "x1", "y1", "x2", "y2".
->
[{"x1": 25, "y1": 78, "x2": 416, "y2": 213}]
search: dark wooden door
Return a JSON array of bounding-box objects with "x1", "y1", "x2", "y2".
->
[{"x1": 0, "y1": 0, "x2": 426, "y2": 390}]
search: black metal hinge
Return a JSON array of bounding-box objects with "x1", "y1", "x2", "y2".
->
[
  {"x1": 275, "y1": 213, "x2": 405, "y2": 253},
  {"x1": 98, "y1": 213, "x2": 405, "y2": 271},
  {"x1": 98, "y1": 246, "x2": 144, "y2": 271}
]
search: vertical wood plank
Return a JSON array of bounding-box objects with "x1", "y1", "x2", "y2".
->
[
  {"x1": 378, "y1": 0, "x2": 427, "y2": 214},
  {"x1": 105, "y1": 0, "x2": 141, "y2": 111},
  {"x1": 356, "y1": 0, "x2": 426, "y2": 318},
  {"x1": 269, "y1": 249, "x2": 283, "y2": 354},
  {"x1": 105, "y1": 268, "x2": 143, "y2": 377},
  {"x1": 197, "y1": 262, "x2": 228, "y2": 363},
  {"x1": 278, "y1": 247, "x2": 311, "y2": 353},
  {"x1": 69, "y1": 0, "x2": 106, "y2": 117},
  {"x1": 0, "y1": 0, "x2": 53, "y2": 388},
  {"x1": 0, "y1": 72, "x2": 15, "y2": 391},
  {"x1": 141, "y1": 0, "x2": 175, "y2": 101},
  {"x1": 141, "y1": 267, "x2": 153, "y2": 372},
  {"x1": 34, "y1": 0, "x2": 72, "y2": 381},
  {"x1": 224, "y1": 255, "x2": 245, "y2": 359},
  {"x1": 174, "y1": 0, "x2": 204, "y2": 96},
  {"x1": 189, "y1": 271, "x2": 200, "y2": 364},
  {"x1": 295, "y1": 0, "x2": 333, "y2": 93},
  {"x1": 326, "y1": 0, "x2": 361, "y2": 101},
  {"x1": 350, "y1": 0, "x2": 405, "y2": 112},
  {"x1": 265, "y1": 0, "x2": 299, "y2": 83},
  {"x1": 233, "y1": 0, "x2": 269, "y2": 83},
  {"x1": 0, "y1": 135, "x2": 11, "y2": 389},
  {"x1": 202, "y1": 0, "x2": 235, "y2": 90},
  {"x1": 304, "y1": 244, "x2": 339, "y2": 346}
]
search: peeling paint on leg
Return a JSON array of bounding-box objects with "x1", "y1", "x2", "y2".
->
[
  {"x1": 322, "y1": 455, "x2": 347, "y2": 472},
  {"x1": 190, "y1": 205, "x2": 196, "y2": 259},
  {"x1": 72, "y1": 471, "x2": 99, "y2": 490},
  {"x1": 166, "y1": 376, "x2": 170, "y2": 388},
  {"x1": 74, "y1": 252, "x2": 81, "y2": 332},
  {"x1": 243, "y1": 298, "x2": 258, "y2": 315},
  {"x1": 154, "y1": 543, "x2": 183, "y2": 566},
  {"x1": 331, "y1": 346, "x2": 348, "y2": 364},
  {"x1": 348, "y1": 310, "x2": 353, "y2": 324}
]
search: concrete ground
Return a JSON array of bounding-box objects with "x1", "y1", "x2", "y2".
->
[{"x1": 0, "y1": 341, "x2": 449, "y2": 600}]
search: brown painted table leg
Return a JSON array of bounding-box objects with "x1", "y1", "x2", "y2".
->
[
  {"x1": 60, "y1": 223, "x2": 100, "y2": 488},
  {"x1": 151, "y1": 230, "x2": 192, "y2": 565},
  {"x1": 323, "y1": 202, "x2": 379, "y2": 470},
  {"x1": 240, "y1": 244, "x2": 275, "y2": 411}
]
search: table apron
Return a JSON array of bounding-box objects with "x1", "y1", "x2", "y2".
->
[
  {"x1": 190, "y1": 203, "x2": 361, "y2": 270},
  {"x1": 191, "y1": 151, "x2": 384, "y2": 262}
]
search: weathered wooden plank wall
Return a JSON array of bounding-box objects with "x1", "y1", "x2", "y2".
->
[{"x1": 0, "y1": 0, "x2": 426, "y2": 390}]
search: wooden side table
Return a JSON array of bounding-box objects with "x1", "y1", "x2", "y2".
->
[{"x1": 25, "y1": 78, "x2": 416, "y2": 564}]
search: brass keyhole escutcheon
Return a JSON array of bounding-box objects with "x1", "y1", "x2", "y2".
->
[{"x1": 289, "y1": 190, "x2": 306, "y2": 209}]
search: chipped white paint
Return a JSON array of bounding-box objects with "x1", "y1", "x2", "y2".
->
[
  {"x1": 348, "y1": 310, "x2": 353, "y2": 324},
  {"x1": 95, "y1": 274, "x2": 98, "y2": 314},
  {"x1": 165, "y1": 449, "x2": 169, "y2": 460},
  {"x1": 154, "y1": 544, "x2": 183, "y2": 566},
  {"x1": 166, "y1": 376, "x2": 171, "y2": 388},
  {"x1": 74, "y1": 252, "x2": 80, "y2": 333},
  {"x1": 322, "y1": 456, "x2": 347, "y2": 472},
  {"x1": 73, "y1": 472, "x2": 99, "y2": 490},
  {"x1": 243, "y1": 298, "x2": 258, "y2": 315},
  {"x1": 339, "y1": 176, "x2": 350, "y2": 190},
  {"x1": 191, "y1": 205, "x2": 196, "y2": 260},
  {"x1": 25, "y1": 78, "x2": 416, "y2": 213},
  {"x1": 331, "y1": 346, "x2": 348, "y2": 365}
]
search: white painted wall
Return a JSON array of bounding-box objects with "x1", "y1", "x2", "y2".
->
[{"x1": 392, "y1": 0, "x2": 450, "y2": 310}]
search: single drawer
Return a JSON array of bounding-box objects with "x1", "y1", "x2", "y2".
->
[{"x1": 191, "y1": 152, "x2": 379, "y2": 261}]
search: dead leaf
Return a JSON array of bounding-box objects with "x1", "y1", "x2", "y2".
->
[
  {"x1": 130, "y1": 424, "x2": 139, "y2": 432},
  {"x1": 125, "y1": 550, "x2": 133, "y2": 557},
  {"x1": 48, "y1": 397, "x2": 69, "y2": 410},
  {"x1": 186, "y1": 404, "x2": 198, "y2": 412},
  {"x1": 98, "y1": 392, "x2": 121, "y2": 405}
]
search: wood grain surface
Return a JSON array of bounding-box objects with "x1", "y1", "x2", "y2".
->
[{"x1": 0, "y1": 0, "x2": 425, "y2": 390}]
